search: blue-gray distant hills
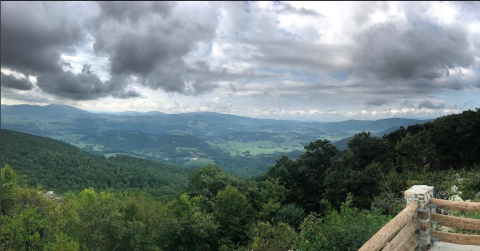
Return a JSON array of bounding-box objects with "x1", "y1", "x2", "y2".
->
[
  {"x1": 1, "y1": 103, "x2": 428, "y2": 131},
  {"x1": 104, "y1": 111, "x2": 166, "y2": 116},
  {"x1": 1, "y1": 104, "x2": 90, "y2": 118},
  {"x1": 1, "y1": 104, "x2": 432, "y2": 176},
  {"x1": 0, "y1": 103, "x2": 430, "y2": 141}
]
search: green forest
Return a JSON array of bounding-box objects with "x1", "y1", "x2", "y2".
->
[{"x1": 1, "y1": 109, "x2": 480, "y2": 250}]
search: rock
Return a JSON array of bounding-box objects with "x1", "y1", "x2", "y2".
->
[
  {"x1": 450, "y1": 185, "x2": 458, "y2": 193},
  {"x1": 43, "y1": 191, "x2": 62, "y2": 201},
  {"x1": 438, "y1": 226, "x2": 455, "y2": 233},
  {"x1": 455, "y1": 173, "x2": 463, "y2": 183},
  {"x1": 448, "y1": 195, "x2": 464, "y2": 202},
  {"x1": 44, "y1": 191, "x2": 55, "y2": 198},
  {"x1": 476, "y1": 192, "x2": 480, "y2": 200}
]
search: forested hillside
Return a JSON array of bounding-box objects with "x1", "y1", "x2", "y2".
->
[
  {"x1": 1, "y1": 129, "x2": 189, "y2": 201},
  {"x1": 1, "y1": 109, "x2": 479, "y2": 251},
  {"x1": 269, "y1": 109, "x2": 480, "y2": 213},
  {"x1": 1, "y1": 104, "x2": 429, "y2": 176}
]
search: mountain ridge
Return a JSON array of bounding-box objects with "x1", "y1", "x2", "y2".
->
[{"x1": 1, "y1": 103, "x2": 430, "y2": 124}]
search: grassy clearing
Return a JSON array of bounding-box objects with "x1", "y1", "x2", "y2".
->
[
  {"x1": 176, "y1": 147, "x2": 199, "y2": 152},
  {"x1": 208, "y1": 138, "x2": 306, "y2": 156},
  {"x1": 103, "y1": 152, "x2": 145, "y2": 159}
]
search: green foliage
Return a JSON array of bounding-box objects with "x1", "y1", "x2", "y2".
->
[
  {"x1": 1, "y1": 166, "x2": 81, "y2": 251},
  {"x1": 186, "y1": 164, "x2": 239, "y2": 199},
  {"x1": 256, "y1": 179, "x2": 287, "y2": 222},
  {"x1": 247, "y1": 221, "x2": 297, "y2": 251},
  {"x1": 269, "y1": 139, "x2": 338, "y2": 212},
  {"x1": 275, "y1": 204, "x2": 305, "y2": 229},
  {"x1": 396, "y1": 131, "x2": 438, "y2": 171},
  {"x1": 163, "y1": 194, "x2": 218, "y2": 250},
  {"x1": 1, "y1": 205, "x2": 46, "y2": 251},
  {"x1": 294, "y1": 195, "x2": 390, "y2": 251},
  {"x1": 259, "y1": 179, "x2": 286, "y2": 204},
  {"x1": 258, "y1": 201, "x2": 282, "y2": 223},
  {"x1": 1, "y1": 164, "x2": 18, "y2": 213},
  {"x1": 431, "y1": 109, "x2": 480, "y2": 168},
  {"x1": 371, "y1": 169, "x2": 406, "y2": 215},
  {"x1": 348, "y1": 132, "x2": 392, "y2": 169},
  {"x1": 214, "y1": 185, "x2": 255, "y2": 247},
  {"x1": 45, "y1": 233, "x2": 80, "y2": 251}
]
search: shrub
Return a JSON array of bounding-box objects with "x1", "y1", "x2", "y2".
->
[{"x1": 294, "y1": 195, "x2": 390, "y2": 251}]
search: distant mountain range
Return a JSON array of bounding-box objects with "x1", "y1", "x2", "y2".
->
[
  {"x1": 101, "y1": 111, "x2": 166, "y2": 116},
  {"x1": 1, "y1": 103, "x2": 430, "y2": 127},
  {"x1": 1, "y1": 104, "x2": 90, "y2": 118},
  {"x1": 1, "y1": 103, "x2": 433, "y2": 175},
  {"x1": 1, "y1": 103, "x2": 432, "y2": 141}
]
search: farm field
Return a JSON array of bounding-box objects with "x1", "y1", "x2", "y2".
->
[
  {"x1": 103, "y1": 152, "x2": 146, "y2": 159},
  {"x1": 207, "y1": 138, "x2": 306, "y2": 156}
]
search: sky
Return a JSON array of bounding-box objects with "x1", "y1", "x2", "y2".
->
[{"x1": 1, "y1": 1, "x2": 480, "y2": 121}]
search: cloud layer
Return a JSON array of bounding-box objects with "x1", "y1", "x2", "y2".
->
[
  {"x1": 1, "y1": 1, "x2": 479, "y2": 120},
  {"x1": 1, "y1": 73, "x2": 34, "y2": 90}
]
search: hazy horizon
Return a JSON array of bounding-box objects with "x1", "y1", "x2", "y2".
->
[{"x1": 2, "y1": 102, "x2": 442, "y2": 122}]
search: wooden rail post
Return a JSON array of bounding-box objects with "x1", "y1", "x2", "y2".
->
[{"x1": 404, "y1": 185, "x2": 434, "y2": 251}]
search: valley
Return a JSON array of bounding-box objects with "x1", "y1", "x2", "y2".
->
[{"x1": 1, "y1": 104, "x2": 430, "y2": 176}]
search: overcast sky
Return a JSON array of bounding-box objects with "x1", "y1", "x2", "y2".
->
[{"x1": 1, "y1": 2, "x2": 479, "y2": 121}]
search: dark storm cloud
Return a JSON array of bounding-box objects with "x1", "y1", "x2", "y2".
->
[
  {"x1": 90, "y1": 1, "x2": 222, "y2": 96},
  {"x1": 248, "y1": 38, "x2": 352, "y2": 73},
  {"x1": 36, "y1": 64, "x2": 140, "y2": 100},
  {"x1": 0, "y1": 2, "x2": 172, "y2": 100},
  {"x1": 1, "y1": 2, "x2": 84, "y2": 74},
  {"x1": 0, "y1": 2, "x2": 136, "y2": 100},
  {"x1": 0, "y1": 86, "x2": 52, "y2": 103},
  {"x1": 365, "y1": 98, "x2": 389, "y2": 107},
  {"x1": 1, "y1": 73, "x2": 34, "y2": 91},
  {"x1": 354, "y1": 21, "x2": 474, "y2": 92},
  {"x1": 96, "y1": 1, "x2": 175, "y2": 24},
  {"x1": 418, "y1": 100, "x2": 446, "y2": 110},
  {"x1": 401, "y1": 100, "x2": 416, "y2": 108}
]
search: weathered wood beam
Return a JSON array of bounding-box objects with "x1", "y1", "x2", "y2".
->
[
  {"x1": 404, "y1": 234, "x2": 420, "y2": 251},
  {"x1": 383, "y1": 219, "x2": 419, "y2": 251},
  {"x1": 431, "y1": 214, "x2": 480, "y2": 231},
  {"x1": 359, "y1": 201, "x2": 419, "y2": 251},
  {"x1": 430, "y1": 198, "x2": 480, "y2": 212},
  {"x1": 432, "y1": 231, "x2": 480, "y2": 245}
]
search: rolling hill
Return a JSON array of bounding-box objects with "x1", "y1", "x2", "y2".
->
[{"x1": 0, "y1": 129, "x2": 189, "y2": 201}]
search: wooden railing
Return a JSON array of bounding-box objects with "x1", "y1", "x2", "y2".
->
[
  {"x1": 359, "y1": 185, "x2": 480, "y2": 251},
  {"x1": 430, "y1": 199, "x2": 480, "y2": 246},
  {"x1": 360, "y1": 201, "x2": 419, "y2": 251}
]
